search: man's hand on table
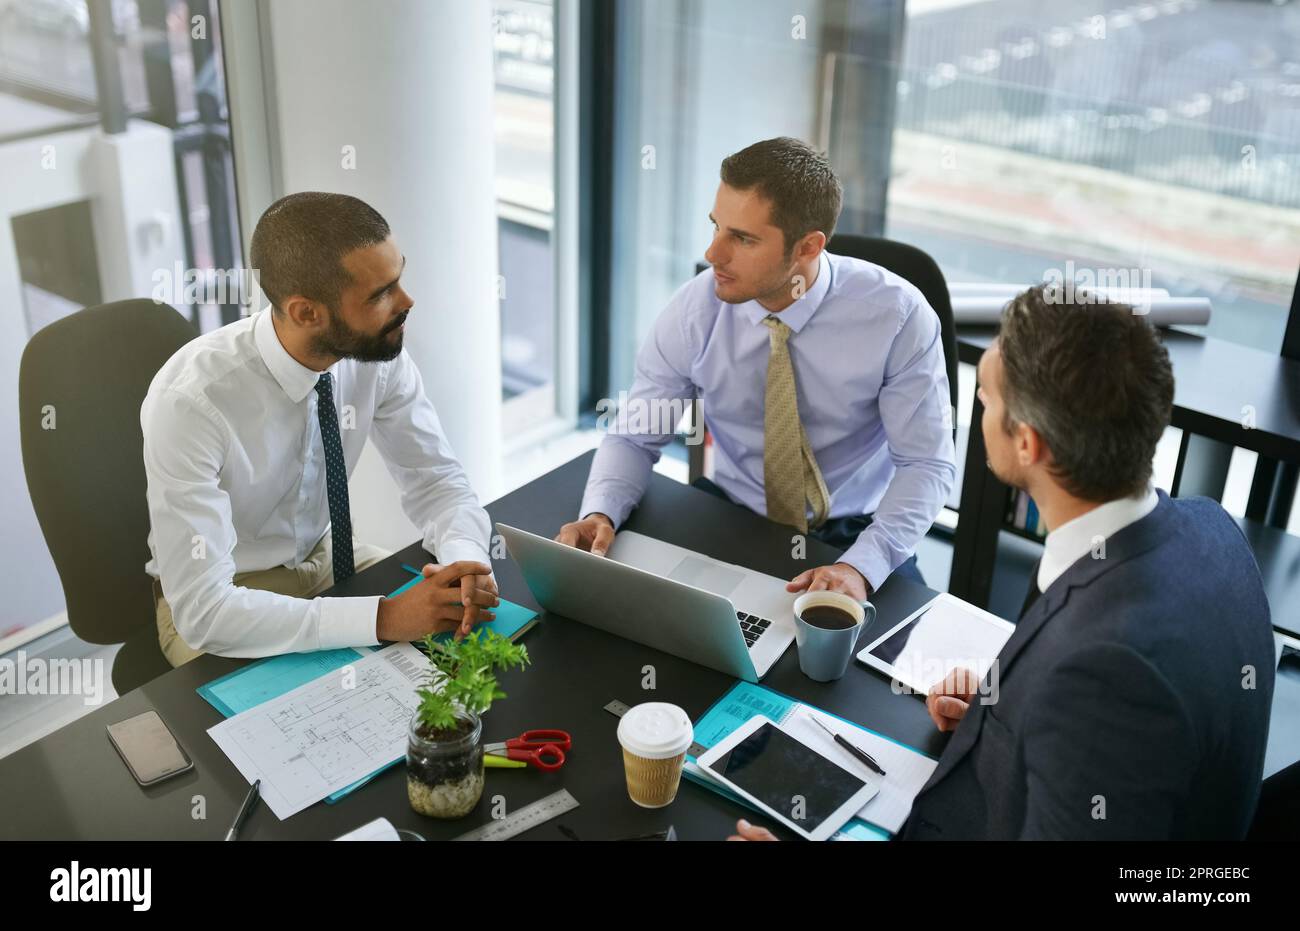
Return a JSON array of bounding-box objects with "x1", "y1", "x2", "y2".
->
[
  {"x1": 376, "y1": 560, "x2": 499, "y2": 642},
  {"x1": 554, "y1": 512, "x2": 616, "y2": 557},
  {"x1": 786, "y1": 562, "x2": 872, "y2": 603},
  {"x1": 727, "y1": 819, "x2": 779, "y2": 841}
]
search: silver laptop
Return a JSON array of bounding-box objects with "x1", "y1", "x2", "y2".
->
[{"x1": 496, "y1": 523, "x2": 797, "y2": 681}]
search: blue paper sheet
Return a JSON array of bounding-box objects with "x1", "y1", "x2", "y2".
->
[
  {"x1": 197, "y1": 647, "x2": 369, "y2": 717},
  {"x1": 689, "y1": 681, "x2": 798, "y2": 753}
]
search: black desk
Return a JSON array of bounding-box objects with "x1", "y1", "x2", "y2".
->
[
  {"x1": 950, "y1": 324, "x2": 1300, "y2": 639},
  {"x1": 0, "y1": 451, "x2": 944, "y2": 841}
]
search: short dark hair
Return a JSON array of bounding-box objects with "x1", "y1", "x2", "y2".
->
[
  {"x1": 249, "y1": 192, "x2": 390, "y2": 312},
  {"x1": 997, "y1": 284, "x2": 1174, "y2": 501},
  {"x1": 719, "y1": 137, "x2": 842, "y2": 257}
]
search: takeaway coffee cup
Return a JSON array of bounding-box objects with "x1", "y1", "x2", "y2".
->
[
  {"x1": 792, "y1": 590, "x2": 876, "y2": 682},
  {"x1": 616, "y1": 702, "x2": 694, "y2": 808}
]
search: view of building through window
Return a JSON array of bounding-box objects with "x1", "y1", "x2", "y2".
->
[
  {"x1": 492, "y1": 0, "x2": 556, "y2": 414},
  {"x1": 886, "y1": 0, "x2": 1300, "y2": 353},
  {"x1": 0, "y1": 0, "x2": 240, "y2": 645},
  {"x1": 607, "y1": 0, "x2": 1299, "y2": 392}
]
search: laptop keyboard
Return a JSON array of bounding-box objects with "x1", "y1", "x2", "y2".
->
[{"x1": 736, "y1": 611, "x2": 773, "y2": 648}]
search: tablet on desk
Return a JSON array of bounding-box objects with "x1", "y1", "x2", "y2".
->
[
  {"x1": 696, "y1": 715, "x2": 880, "y2": 841},
  {"x1": 856, "y1": 593, "x2": 1015, "y2": 695}
]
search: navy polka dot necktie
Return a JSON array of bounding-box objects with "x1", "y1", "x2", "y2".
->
[{"x1": 315, "y1": 372, "x2": 354, "y2": 585}]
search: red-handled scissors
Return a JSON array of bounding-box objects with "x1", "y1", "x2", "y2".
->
[{"x1": 484, "y1": 729, "x2": 572, "y2": 771}]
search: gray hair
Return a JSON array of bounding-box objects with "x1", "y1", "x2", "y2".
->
[{"x1": 997, "y1": 284, "x2": 1173, "y2": 501}]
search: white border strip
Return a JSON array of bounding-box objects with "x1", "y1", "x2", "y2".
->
[{"x1": 0, "y1": 612, "x2": 69, "y2": 659}]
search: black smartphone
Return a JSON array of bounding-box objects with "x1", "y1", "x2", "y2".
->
[{"x1": 106, "y1": 711, "x2": 194, "y2": 786}]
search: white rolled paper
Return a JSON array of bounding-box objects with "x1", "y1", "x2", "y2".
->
[
  {"x1": 951, "y1": 293, "x2": 1210, "y2": 326},
  {"x1": 948, "y1": 282, "x2": 1171, "y2": 301}
]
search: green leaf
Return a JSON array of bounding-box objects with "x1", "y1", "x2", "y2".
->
[{"x1": 412, "y1": 628, "x2": 530, "y2": 728}]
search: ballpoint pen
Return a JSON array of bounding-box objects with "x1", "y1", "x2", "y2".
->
[
  {"x1": 225, "y1": 779, "x2": 261, "y2": 841},
  {"x1": 812, "y1": 716, "x2": 887, "y2": 777}
]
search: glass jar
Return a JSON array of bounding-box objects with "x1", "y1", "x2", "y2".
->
[{"x1": 406, "y1": 710, "x2": 484, "y2": 819}]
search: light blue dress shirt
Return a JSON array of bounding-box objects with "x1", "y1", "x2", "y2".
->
[{"x1": 579, "y1": 251, "x2": 956, "y2": 589}]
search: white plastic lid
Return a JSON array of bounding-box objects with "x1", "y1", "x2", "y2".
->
[{"x1": 617, "y1": 702, "x2": 694, "y2": 760}]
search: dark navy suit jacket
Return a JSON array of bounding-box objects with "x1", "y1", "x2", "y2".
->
[{"x1": 902, "y1": 492, "x2": 1275, "y2": 840}]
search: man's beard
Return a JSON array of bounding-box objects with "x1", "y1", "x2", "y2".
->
[{"x1": 313, "y1": 309, "x2": 407, "y2": 362}]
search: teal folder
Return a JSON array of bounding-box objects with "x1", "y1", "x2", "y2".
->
[
  {"x1": 684, "y1": 680, "x2": 933, "y2": 840},
  {"x1": 197, "y1": 646, "x2": 370, "y2": 717},
  {"x1": 396, "y1": 564, "x2": 540, "y2": 643},
  {"x1": 197, "y1": 566, "x2": 539, "y2": 803}
]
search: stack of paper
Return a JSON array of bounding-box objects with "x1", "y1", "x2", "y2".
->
[{"x1": 208, "y1": 643, "x2": 428, "y2": 819}]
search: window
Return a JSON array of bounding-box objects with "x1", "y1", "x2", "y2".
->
[
  {"x1": 886, "y1": 0, "x2": 1300, "y2": 353},
  {"x1": 0, "y1": 0, "x2": 242, "y2": 648},
  {"x1": 493, "y1": 0, "x2": 560, "y2": 431},
  {"x1": 602, "y1": 0, "x2": 1300, "y2": 396},
  {"x1": 605, "y1": 0, "x2": 866, "y2": 393}
]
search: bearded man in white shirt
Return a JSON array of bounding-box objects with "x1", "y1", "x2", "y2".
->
[{"x1": 142, "y1": 192, "x2": 499, "y2": 666}]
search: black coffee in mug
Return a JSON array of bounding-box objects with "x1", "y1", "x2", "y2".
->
[{"x1": 798, "y1": 604, "x2": 858, "y2": 630}]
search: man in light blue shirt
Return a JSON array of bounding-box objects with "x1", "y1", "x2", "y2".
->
[{"x1": 557, "y1": 137, "x2": 955, "y2": 601}]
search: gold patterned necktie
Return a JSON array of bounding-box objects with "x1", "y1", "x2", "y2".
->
[{"x1": 761, "y1": 315, "x2": 830, "y2": 533}]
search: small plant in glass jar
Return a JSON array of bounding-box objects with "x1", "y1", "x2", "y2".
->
[{"x1": 406, "y1": 630, "x2": 529, "y2": 819}]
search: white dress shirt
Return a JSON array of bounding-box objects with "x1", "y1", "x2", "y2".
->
[
  {"x1": 1037, "y1": 485, "x2": 1160, "y2": 592},
  {"x1": 141, "y1": 307, "x2": 491, "y2": 658}
]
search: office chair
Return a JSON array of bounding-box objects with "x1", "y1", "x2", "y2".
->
[
  {"x1": 688, "y1": 235, "x2": 959, "y2": 483},
  {"x1": 19, "y1": 299, "x2": 197, "y2": 695}
]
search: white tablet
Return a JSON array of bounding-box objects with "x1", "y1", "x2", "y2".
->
[
  {"x1": 696, "y1": 715, "x2": 880, "y2": 841},
  {"x1": 856, "y1": 593, "x2": 1015, "y2": 695}
]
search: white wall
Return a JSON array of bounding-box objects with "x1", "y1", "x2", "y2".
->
[{"x1": 239, "y1": 0, "x2": 504, "y2": 549}]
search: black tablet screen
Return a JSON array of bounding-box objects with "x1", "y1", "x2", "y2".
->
[{"x1": 706, "y1": 721, "x2": 866, "y2": 832}]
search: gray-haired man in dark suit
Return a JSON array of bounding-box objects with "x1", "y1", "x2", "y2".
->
[{"x1": 732, "y1": 284, "x2": 1275, "y2": 841}]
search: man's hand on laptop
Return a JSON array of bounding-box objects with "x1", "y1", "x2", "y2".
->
[
  {"x1": 926, "y1": 666, "x2": 980, "y2": 732},
  {"x1": 376, "y1": 560, "x2": 499, "y2": 642},
  {"x1": 554, "y1": 513, "x2": 616, "y2": 557},
  {"x1": 786, "y1": 562, "x2": 870, "y2": 602}
]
